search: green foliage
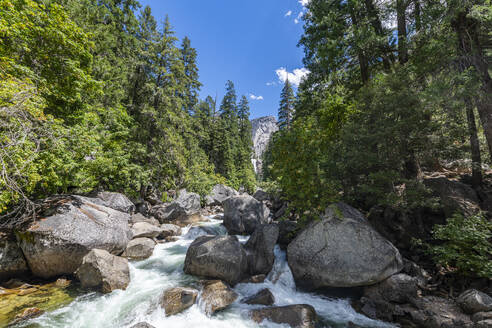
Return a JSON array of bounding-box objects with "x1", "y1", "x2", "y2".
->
[
  {"x1": 0, "y1": 0, "x2": 255, "y2": 224},
  {"x1": 425, "y1": 213, "x2": 492, "y2": 278},
  {"x1": 278, "y1": 79, "x2": 295, "y2": 130}
]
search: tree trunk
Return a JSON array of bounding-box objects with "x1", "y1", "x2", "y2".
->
[
  {"x1": 414, "y1": 0, "x2": 421, "y2": 32},
  {"x1": 349, "y1": 9, "x2": 370, "y2": 83},
  {"x1": 465, "y1": 101, "x2": 483, "y2": 188},
  {"x1": 453, "y1": 11, "x2": 492, "y2": 162},
  {"x1": 397, "y1": 0, "x2": 408, "y2": 64}
]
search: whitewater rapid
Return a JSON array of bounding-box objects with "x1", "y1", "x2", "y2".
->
[{"x1": 17, "y1": 217, "x2": 394, "y2": 328}]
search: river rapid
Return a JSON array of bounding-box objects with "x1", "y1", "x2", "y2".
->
[{"x1": 15, "y1": 217, "x2": 395, "y2": 328}]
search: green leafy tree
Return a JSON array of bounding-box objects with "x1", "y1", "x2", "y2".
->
[{"x1": 278, "y1": 79, "x2": 295, "y2": 130}]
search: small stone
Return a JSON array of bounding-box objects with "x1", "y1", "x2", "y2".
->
[
  {"x1": 54, "y1": 278, "x2": 71, "y2": 288},
  {"x1": 130, "y1": 323, "x2": 156, "y2": 328},
  {"x1": 131, "y1": 222, "x2": 162, "y2": 239},
  {"x1": 458, "y1": 289, "x2": 492, "y2": 314},
  {"x1": 160, "y1": 287, "x2": 198, "y2": 316},
  {"x1": 242, "y1": 288, "x2": 275, "y2": 305},
  {"x1": 122, "y1": 238, "x2": 156, "y2": 260},
  {"x1": 250, "y1": 304, "x2": 317, "y2": 328},
  {"x1": 473, "y1": 312, "x2": 492, "y2": 323},
  {"x1": 200, "y1": 280, "x2": 238, "y2": 315},
  {"x1": 241, "y1": 274, "x2": 267, "y2": 284}
]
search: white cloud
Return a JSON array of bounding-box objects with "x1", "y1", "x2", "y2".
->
[
  {"x1": 249, "y1": 94, "x2": 264, "y2": 101},
  {"x1": 299, "y1": 0, "x2": 310, "y2": 7},
  {"x1": 294, "y1": 11, "x2": 304, "y2": 24},
  {"x1": 275, "y1": 67, "x2": 310, "y2": 87},
  {"x1": 266, "y1": 81, "x2": 276, "y2": 86},
  {"x1": 285, "y1": 10, "x2": 292, "y2": 17}
]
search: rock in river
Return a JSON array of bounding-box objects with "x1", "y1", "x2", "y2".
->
[
  {"x1": 122, "y1": 238, "x2": 156, "y2": 260},
  {"x1": 287, "y1": 202, "x2": 403, "y2": 289},
  {"x1": 244, "y1": 224, "x2": 279, "y2": 276},
  {"x1": 200, "y1": 280, "x2": 238, "y2": 315},
  {"x1": 160, "y1": 287, "x2": 198, "y2": 316},
  {"x1": 184, "y1": 235, "x2": 248, "y2": 286},
  {"x1": 75, "y1": 249, "x2": 130, "y2": 293},
  {"x1": 223, "y1": 195, "x2": 270, "y2": 235},
  {"x1": 250, "y1": 304, "x2": 317, "y2": 328},
  {"x1": 17, "y1": 196, "x2": 131, "y2": 279}
]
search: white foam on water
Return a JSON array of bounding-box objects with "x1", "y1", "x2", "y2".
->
[{"x1": 20, "y1": 217, "x2": 395, "y2": 328}]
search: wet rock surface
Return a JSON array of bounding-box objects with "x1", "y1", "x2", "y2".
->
[
  {"x1": 199, "y1": 280, "x2": 238, "y2": 315},
  {"x1": 244, "y1": 224, "x2": 279, "y2": 276},
  {"x1": 0, "y1": 235, "x2": 28, "y2": 281},
  {"x1": 242, "y1": 288, "x2": 274, "y2": 305},
  {"x1": 250, "y1": 304, "x2": 317, "y2": 328},
  {"x1": 160, "y1": 287, "x2": 198, "y2": 316}
]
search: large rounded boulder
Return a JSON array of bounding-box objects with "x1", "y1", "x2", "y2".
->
[
  {"x1": 183, "y1": 235, "x2": 248, "y2": 285},
  {"x1": 223, "y1": 195, "x2": 270, "y2": 235},
  {"x1": 287, "y1": 203, "x2": 403, "y2": 289},
  {"x1": 205, "y1": 184, "x2": 238, "y2": 206},
  {"x1": 17, "y1": 196, "x2": 131, "y2": 279}
]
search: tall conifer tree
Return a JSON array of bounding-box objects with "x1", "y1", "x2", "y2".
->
[{"x1": 278, "y1": 79, "x2": 295, "y2": 130}]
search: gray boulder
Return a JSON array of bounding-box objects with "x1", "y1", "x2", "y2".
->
[
  {"x1": 131, "y1": 222, "x2": 162, "y2": 239},
  {"x1": 458, "y1": 290, "x2": 492, "y2": 314},
  {"x1": 75, "y1": 249, "x2": 130, "y2": 293},
  {"x1": 473, "y1": 312, "x2": 492, "y2": 323},
  {"x1": 160, "y1": 287, "x2": 198, "y2": 316},
  {"x1": 223, "y1": 195, "x2": 270, "y2": 235},
  {"x1": 94, "y1": 192, "x2": 135, "y2": 214},
  {"x1": 424, "y1": 177, "x2": 480, "y2": 216},
  {"x1": 159, "y1": 224, "x2": 182, "y2": 239},
  {"x1": 184, "y1": 235, "x2": 248, "y2": 285},
  {"x1": 250, "y1": 304, "x2": 317, "y2": 328},
  {"x1": 205, "y1": 184, "x2": 238, "y2": 206},
  {"x1": 152, "y1": 190, "x2": 201, "y2": 223},
  {"x1": 0, "y1": 235, "x2": 28, "y2": 281},
  {"x1": 130, "y1": 213, "x2": 159, "y2": 226},
  {"x1": 130, "y1": 323, "x2": 155, "y2": 328},
  {"x1": 476, "y1": 320, "x2": 492, "y2": 328},
  {"x1": 17, "y1": 196, "x2": 131, "y2": 278},
  {"x1": 287, "y1": 203, "x2": 402, "y2": 289},
  {"x1": 122, "y1": 238, "x2": 156, "y2": 260},
  {"x1": 242, "y1": 288, "x2": 275, "y2": 305},
  {"x1": 183, "y1": 225, "x2": 226, "y2": 240},
  {"x1": 200, "y1": 280, "x2": 238, "y2": 315},
  {"x1": 244, "y1": 224, "x2": 279, "y2": 275}
]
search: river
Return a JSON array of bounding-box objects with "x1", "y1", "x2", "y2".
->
[{"x1": 15, "y1": 217, "x2": 394, "y2": 328}]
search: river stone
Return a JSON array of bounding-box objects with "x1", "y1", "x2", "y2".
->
[
  {"x1": 122, "y1": 238, "x2": 156, "y2": 260},
  {"x1": 476, "y1": 320, "x2": 492, "y2": 328},
  {"x1": 172, "y1": 213, "x2": 208, "y2": 227},
  {"x1": 244, "y1": 224, "x2": 279, "y2": 276},
  {"x1": 10, "y1": 307, "x2": 44, "y2": 325},
  {"x1": 458, "y1": 289, "x2": 492, "y2": 314},
  {"x1": 17, "y1": 196, "x2": 131, "y2": 279},
  {"x1": 223, "y1": 195, "x2": 270, "y2": 235},
  {"x1": 94, "y1": 191, "x2": 135, "y2": 214},
  {"x1": 183, "y1": 225, "x2": 224, "y2": 240},
  {"x1": 0, "y1": 235, "x2": 28, "y2": 281},
  {"x1": 75, "y1": 249, "x2": 130, "y2": 293},
  {"x1": 159, "y1": 224, "x2": 182, "y2": 238},
  {"x1": 205, "y1": 184, "x2": 239, "y2": 206},
  {"x1": 287, "y1": 203, "x2": 403, "y2": 289},
  {"x1": 160, "y1": 287, "x2": 198, "y2": 316},
  {"x1": 130, "y1": 213, "x2": 160, "y2": 226},
  {"x1": 130, "y1": 323, "x2": 156, "y2": 328},
  {"x1": 200, "y1": 280, "x2": 238, "y2": 315},
  {"x1": 252, "y1": 189, "x2": 270, "y2": 202},
  {"x1": 363, "y1": 274, "x2": 419, "y2": 304},
  {"x1": 242, "y1": 288, "x2": 275, "y2": 305},
  {"x1": 131, "y1": 222, "x2": 162, "y2": 239},
  {"x1": 152, "y1": 190, "x2": 201, "y2": 223},
  {"x1": 250, "y1": 304, "x2": 317, "y2": 328},
  {"x1": 184, "y1": 235, "x2": 248, "y2": 285}
]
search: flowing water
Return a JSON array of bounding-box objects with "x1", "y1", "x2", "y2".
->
[{"x1": 14, "y1": 217, "x2": 395, "y2": 328}]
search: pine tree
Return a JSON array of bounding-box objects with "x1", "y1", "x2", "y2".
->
[
  {"x1": 181, "y1": 36, "x2": 202, "y2": 114},
  {"x1": 278, "y1": 79, "x2": 295, "y2": 129}
]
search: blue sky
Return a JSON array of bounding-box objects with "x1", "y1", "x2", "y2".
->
[{"x1": 138, "y1": 0, "x2": 309, "y2": 119}]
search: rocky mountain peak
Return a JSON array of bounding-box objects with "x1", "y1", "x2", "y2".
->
[{"x1": 251, "y1": 116, "x2": 278, "y2": 174}]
